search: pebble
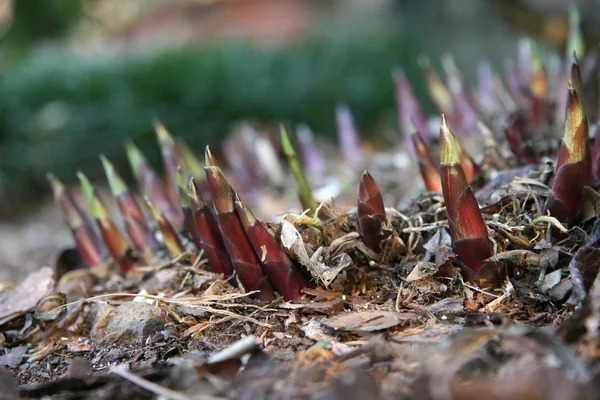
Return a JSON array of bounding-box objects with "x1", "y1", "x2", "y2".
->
[{"x1": 90, "y1": 302, "x2": 169, "y2": 345}]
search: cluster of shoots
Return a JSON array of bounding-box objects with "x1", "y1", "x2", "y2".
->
[
  {"x1": 392, "y1": 5, "x2": 594, "y2": 272},
  {"x1": 51, "y1": 6, "x2": 597, "y2": 288},
  {"x1": 49, "y1": 124, "x2": 312, "y2": 300}
]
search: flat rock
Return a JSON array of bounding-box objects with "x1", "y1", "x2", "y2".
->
[{"x1": 90, "y1": 302, "x2": 169, "y2": 345}]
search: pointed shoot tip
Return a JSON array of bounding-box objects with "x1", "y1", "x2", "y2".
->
[
  {"x1": 280, "y1": 126, "x2": 295, "y2": 156},
  {"x1": 205, "y1": 146, "x2": 218, "y2": 168},
  {"x1": 440, "y1": 117, "x2": 461, "y2": 165}
]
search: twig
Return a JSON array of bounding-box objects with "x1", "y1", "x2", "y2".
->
[
  {"x1": 26, "y1": 343, "x2": 53, "y2": 362},
  {"x1": 183, "y1": 316, "x2": 233, "y2": 337},
  {"x1": 56, "y1": 291, "x2": 255, "y2": 310},
  {"x1": 402, "y1": 221, "x2": 448, "y2": 233},
  {"x1": 191, "y1": 250, "x2": 205, "y2": 270},
  {"x1": 462, "y1": 283, "x2": 500, "y2": 298},
  {"x1": 54, "y1": 292, "x2": 273, "y2": 327},
  {"x1": 478, "y1": 293, "x2": 508, "y2": 312},
  {"x1": 208, "y1": 336, "x2": 257, "y2": 363},
  {"x1": 486, "y1": 221, "x2": 525, "y2": 232}
]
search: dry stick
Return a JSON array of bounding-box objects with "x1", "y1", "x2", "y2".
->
[
  {"x1": 26, "y1": 343, "x2": 54, "y2": 362},
  {"x1": 478, "y1": 292, "x2": 509, "y2": 312},
  {"x1": 55, "y1": 292, "x2": 258, "y2": 309},
  {"x1": 402, "y1": 222, "x2": 448, "y2": 233},
  {"x1": 207, "y1": 336, "x2": 257, "y2": 363},
  {"x1": 53, "y1": 293, "x2": 273, "y2": 327},
  {"x1": 486, "y1": 221, "x2": 526, "y2": 232},
  {"x1": 184, "y1": 316, "x2": 234, "y2": 337},
  {"x1": 460, "y1": 282, "x2": 500, "y2": 298}
]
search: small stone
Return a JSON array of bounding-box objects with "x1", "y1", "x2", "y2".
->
[{"x1": 90, "y1": 302, "x2": 169, "y2": 345}]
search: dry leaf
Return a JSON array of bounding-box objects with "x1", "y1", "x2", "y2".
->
[
  {"x1": 321, "y1": 311, "x2": 417, "y2": 333},
  {"x1": 0, "y1": 266, "x2": 54, "y2": 326}
]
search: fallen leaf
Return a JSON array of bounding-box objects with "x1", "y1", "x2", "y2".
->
[
  {"x1": 405, "y1": 262, "x2": 438, "y2": 282},
  {"x1": 423, "y1": 228, "x2": 452, "y2": 255},
  {"x1": 539, "y1": 269, "x2": 562, "y2": 293},
  {"x1": 321, "y1": 311, "x2": 417, "y2": 333},
  {"x1": 281, "y1": 221, "x2": 350, "y2": 287},
  {"x1": 0, "y1": 346, "x2": 27, "y2": 368},
  {"x1": 0, "y1": 267, "x2": 54, "y2": 326},
  {"x1": 302, "y1": 320, "x2": 352, "y2": 355},
  {"x1": 302, "y1": 299, "x2": 344, "y2": 315}
]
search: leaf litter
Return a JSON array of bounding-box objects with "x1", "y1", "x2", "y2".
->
[{"x1": 5, "y1": 178, "x2": 600, "y2": 399}]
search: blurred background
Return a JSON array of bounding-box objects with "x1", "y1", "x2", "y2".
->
[{"x1": 0, "y1": 0, "x2": 596, "y2": 280}]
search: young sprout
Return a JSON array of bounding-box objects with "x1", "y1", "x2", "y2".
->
[
  {"x1": 494, "y1": 72, "x2": 519, "y2": 113},
  {"x1": 504, "y1": 59, "x2": 530, "y2": 107},
  {"x1": 420, "y1": 57, "x2": 453, "y2": 115},
  {"x1": 504, "y1": 119, "x2": 539, "y2": 165},
  {"x1": 528, "y1": 40, "x2": 548, "y2": 125},
  {"x1": 125, "y1": 140, "x2": 182, "y2": 227},
  {"x1": 591, "y1": 124, "x2": 600, "y2": 181},
  {"x1": 236, "y1": 198, "x2": 309, "y2": 300},
  {"x1": 100, "y1": 155, "x2": 157, "y2": 256},
  {"x1": 456, "y1": 137, "x2": 481, "y2": 183},
  {"x1": 568, "y1": 55, "x2": 591, "y2": 188},
  {"x1": 155, "y1": 122, "x2": 181, "y2": 215},
  {"x1": 177, "y1": 167, "x2": 202, "y2": 251},
  {"x1": 77, "y1": 171, "x2": 136, "y2": 274},
  {"x1": 357, "y1": 171, "x2": 390, "y2": 253},
  {"x1": 441, "y1": 53, "x2": 480, "y2": 129},
  {"x1": 146, "y1": 197, "x2": 185, "y2": 260},
  {"x1": 48, "y1": 173, "x2": 106, "y2": 266},
  {"x1": 335, "y1": 105, "x2": 363, "y2": 165},
  {"x1": 477, "y1": 62, "x2": 501, "y2": 114},
  {"x1": 393, "y1": 68, "x2": 430, "y2": 148},
  {"x1": 476, "y1": 121, "x2": 506, "y2": 170},
  {"x1": 570, "y1": 54, "x2": 586, "y2": 120},
  {"x1": 189, "y1": 178, "x2": 234, "y2": 277},
  {"x1": 543, "y1": 83, "x2": 590, "y2": 223},
  {"x1": 412, "y1": 126, "x2": 442, "y2": 192},
  {"x1": 280, "y1": 126, "x2": 318, "y2": 214},
  {"x1": 440, "y1": 116, "x2": 493, "y2": 278},
  {"x1": 205, "y1": 146, "x2": 276, "y2": 300},
  {"x1": 296, "y1": 124, "x2": 326, "y2": 176},
  {"x1": 175, "y1": 138, "x2": 205, "y2": 182}
]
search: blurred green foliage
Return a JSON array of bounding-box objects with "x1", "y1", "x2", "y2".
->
[
  {"x1": 4, "y1": 0, "x2": 83, "y2": 56},
  {"x1": 0, "y1": 29, "x2": 430, "y2": 212}
]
